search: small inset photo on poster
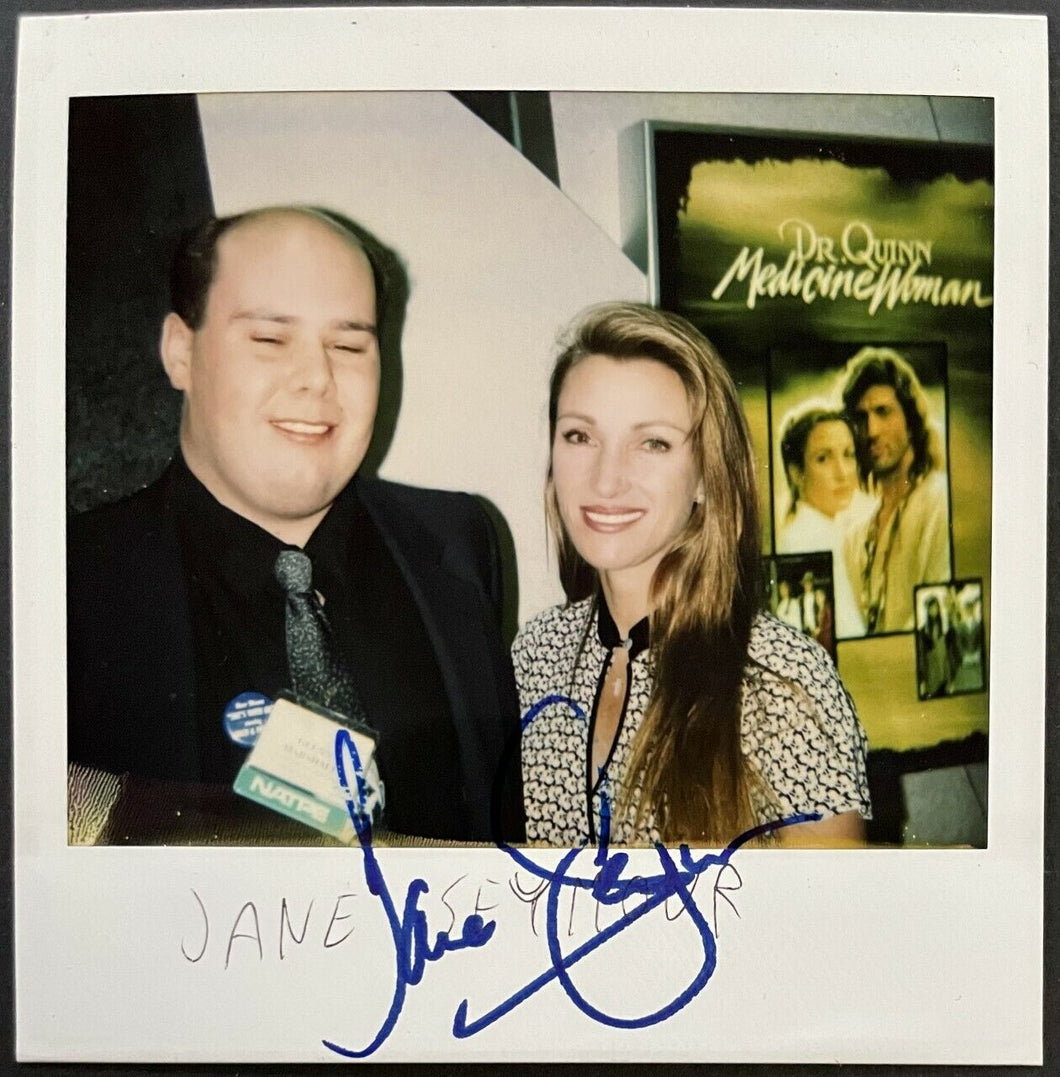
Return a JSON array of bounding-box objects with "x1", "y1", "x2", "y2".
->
[
  {"x1": 770, "y1": 340, "x2": 952, "y2": 640},
  {"x1": 914, "y1": 579, "x2": 987, "y2": 700},
  {"x1": 764, "y1": 551, "x2": 837, "y2": 663}
]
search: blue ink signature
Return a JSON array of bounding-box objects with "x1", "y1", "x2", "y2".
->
[
  {"x1": 321, "y1": 728, "x2": 496, "y2": 1059},
  {"x1": 322, "y1": 697, "x2": 819, "y2": 1057}
]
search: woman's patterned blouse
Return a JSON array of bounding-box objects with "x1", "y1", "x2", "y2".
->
[{"x1": 513, "y1": 596, "x2": 871, "y2": 847}]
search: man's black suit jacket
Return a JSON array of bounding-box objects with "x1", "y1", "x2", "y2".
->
[{"x1": 67, "y1": 466, "x2": 524, "y2": 842}]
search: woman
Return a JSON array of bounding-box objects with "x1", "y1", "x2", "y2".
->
[
  {"x1": 777, "y1": 403, "x2": 873, "y2": 637},
  {"x1": 917, "y1": 595, "x2": 951, "y2": 698},
  {"x1": 774, "y1": 578, "x2": 802, "y2": 630},
  {"x1": 514, "y1": 303, "x2": 870, "y2": 848}
]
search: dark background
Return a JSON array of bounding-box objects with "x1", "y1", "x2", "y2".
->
[
  {"x1": 66, "y1": 96, "x2": 210, "y2": 511},
  {"x1": 2, "y1": 1, "x2": 1057, "y2": 1075}
]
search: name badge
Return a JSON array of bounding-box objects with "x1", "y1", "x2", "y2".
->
[
  {"x1": 222, "y1": 691, "x2": 274, "y2": 747},
  {"x1": 233, "y1": 694, "x2": 384, "y2": 842}
]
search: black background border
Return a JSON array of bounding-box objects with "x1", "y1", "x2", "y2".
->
[{"x1": 1, "y1": 1, "x2": 1054, "y2": 1074}]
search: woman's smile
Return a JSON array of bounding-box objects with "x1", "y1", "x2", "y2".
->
[{"x1": 580, "y1": 505, "x2": 647, "y2": 531}]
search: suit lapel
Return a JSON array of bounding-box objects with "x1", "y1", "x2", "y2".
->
[{"x1": 355, "y1": 479, "x2": 503, "y2": 815}]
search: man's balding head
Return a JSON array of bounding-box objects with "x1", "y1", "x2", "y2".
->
[
  {"x1": 160, "y1": 208, "x2": 384, "y2": 546},
  {"x1": 170, "y1": 205, "x2": 392, "y2": 332}
]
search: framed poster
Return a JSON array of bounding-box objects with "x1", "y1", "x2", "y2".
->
[
  {"x1": 770, "y1": 338, "x2": 951, "y2": 640},
  {"x1": 914, "y1": 578, "x2": 987, "y2": 701},
  {"x1": 650, "y1": 124, "x2": 993, "y2": 841},
  {"x1": 764, "y1": 551, "x2": 838, "y2": 662}
]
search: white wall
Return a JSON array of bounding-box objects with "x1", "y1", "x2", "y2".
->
[
  {"x1": 196, "y1": 90, "x2": 993, "y2": 628},
  {"x1": 197, "y1": 92, "x2": 646, "y2": 625},
  {"x1": 550, "y1": 92, "x2": 993, "y2": 271}
]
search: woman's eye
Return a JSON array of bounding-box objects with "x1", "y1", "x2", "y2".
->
[
  {"x1": 561, "y1": 429, "x2": 590, "y2": 445},
  {"x1": 644, "y1": 437, "x2": 671, "y2": 452},
  {"x1": 251, "y1": 335, "x2": 283, "y2": 346},
  {"x1": 332, "y1": 343, "x2": 366, "y2": 354}
]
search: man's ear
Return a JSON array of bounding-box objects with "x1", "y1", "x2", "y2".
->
[{"x1": 160, "y1": 312, "x2": 194, "y2": 391}]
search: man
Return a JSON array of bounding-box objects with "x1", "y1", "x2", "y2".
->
[
  {"x1": 799, "y1": 571, "x2": 818, "y2": 637},
  {"x1": 839, "y1": 346, "x2": 951, "y2": 634},
  {"x1": 67, "y1": 206, "x2": 523, "y2": 843}
]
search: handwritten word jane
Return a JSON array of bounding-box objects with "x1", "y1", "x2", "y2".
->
[{"x1": 179, "y1": 865, "x2": 738, "y2": 971}]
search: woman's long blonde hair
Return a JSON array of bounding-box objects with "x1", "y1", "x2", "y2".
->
[{"x1": 546, "y1": 303, "x2": 763, "y2": 843}]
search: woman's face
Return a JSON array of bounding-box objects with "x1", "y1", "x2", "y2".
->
[
  {"x1": 551, "y1": 354, "x2": 702, "y2": 597},
  {"x1": 795, "y1": 419, "x2": 857, "y2": 518}
]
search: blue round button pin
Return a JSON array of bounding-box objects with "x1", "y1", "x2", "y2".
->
[{"x1": 223, "y1": 692, "x2": 274, "y2": 747}]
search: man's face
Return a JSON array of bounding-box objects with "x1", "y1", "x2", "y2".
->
[
  {"x1": 853, "y1": 384, "x2": 912, "y2": 478},
  {"x1": 162, "y1": 212, "x2": 380, "y2": 542}
]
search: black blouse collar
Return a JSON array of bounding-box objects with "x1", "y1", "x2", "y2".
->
[{"x1": 595, "y1": 591, "x2": 650, "y2": 660}]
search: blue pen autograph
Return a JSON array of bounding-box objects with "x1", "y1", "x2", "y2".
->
[{"x1": 322, "y1": 698, "x2": 818, "y2": 1058}]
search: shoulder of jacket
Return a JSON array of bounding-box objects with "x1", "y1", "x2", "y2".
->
[
  {"x1": 913, "y1": 469, "x2": 948, "y2": 499},
  {"x1": 68, "y1": 472, "x2": 172, "y2": 551},
  {"x1": 357, "y1": 474, "x2": 477, "y2": 515}
]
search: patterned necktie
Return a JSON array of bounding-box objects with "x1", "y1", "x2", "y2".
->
[{"x1": 274, "y1": 549, "x2": 370, "y2": 726}]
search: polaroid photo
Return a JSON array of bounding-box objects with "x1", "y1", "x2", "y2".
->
[{"x1": 11, "y1": 6, "x2": 1048, "y2": 1065}]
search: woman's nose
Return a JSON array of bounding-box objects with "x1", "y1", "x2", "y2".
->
[{"x1": 591, "y1": 445, "x2": 629, "y2": 497}]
